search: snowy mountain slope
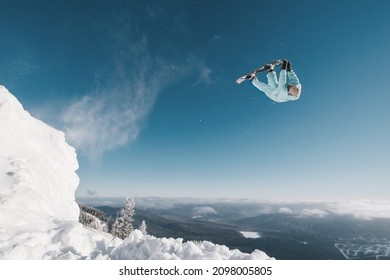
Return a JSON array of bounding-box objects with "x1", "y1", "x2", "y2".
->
[
  {"x1": 0, "y1": 85, "x2": 273, "y2": 260},
  {"x1": 0, "y1": 86, "x2": 79, "y2": 223}
]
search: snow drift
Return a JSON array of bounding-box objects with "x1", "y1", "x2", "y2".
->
[{"x1": 0, "y1": 86, "x2": 273, "y2": 260}]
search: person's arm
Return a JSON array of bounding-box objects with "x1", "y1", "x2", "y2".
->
[
  {"x1": 278, "y1": 69, "x2": 287, "y2": 88},
  {"x1": 287, "y1": 70, "x2": 300, "y2": 85}
]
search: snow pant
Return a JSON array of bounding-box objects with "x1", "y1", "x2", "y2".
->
[
  {"x1": 251, "y1": 71, "x2": 279, "y2": 101},
  {"x1": 251, "y1": 72, "x2": 277, "y2": 90}
]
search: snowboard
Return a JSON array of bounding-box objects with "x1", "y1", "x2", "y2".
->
[{"x1": 236, "y1": 59, "x2": 283, "y2": 84}]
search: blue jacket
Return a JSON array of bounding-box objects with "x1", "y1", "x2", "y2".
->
[{"x1": 251, "y1": 69, "x2": 301, "y2": 103}]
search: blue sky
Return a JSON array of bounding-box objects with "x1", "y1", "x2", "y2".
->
[{"x1": 1, "y1": 0, "x2": 389, "y2": 200}]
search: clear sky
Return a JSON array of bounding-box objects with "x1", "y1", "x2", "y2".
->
[{"x1": 1, "y1": 0, "x2": 389, "y2": 200}]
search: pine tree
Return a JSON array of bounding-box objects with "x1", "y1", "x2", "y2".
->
[
  {"x1": 106, "y1": 216, "x2": 115, "y2": 233},
  {"x1": 138, "y1": 220, "x2": 147, "y2": 235},
  {"x1": 77, "y1": 202, "x2": 109, "y2": 231},
  {"x1": 111, "y1": 197, "x2": 135, "y2": 239}
]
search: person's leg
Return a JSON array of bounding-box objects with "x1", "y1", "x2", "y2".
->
[
  {"x1": 251, "y1": 78, "x2": 272, "y2": 93},
  {"x1": 252, "y1": 78, "x2": 279, "y2": 102},
  {"x1": 266, "y1": 71, "x2": 278, "y2": 88}
]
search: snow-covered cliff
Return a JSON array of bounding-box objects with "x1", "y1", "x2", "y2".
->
[{"x1": 0, "y1": 86, "x2": 273, "y2": 260}]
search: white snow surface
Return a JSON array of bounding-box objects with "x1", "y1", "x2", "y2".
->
[{"x1": 0, "y1": 86, "x2": 273, "y2": 260}]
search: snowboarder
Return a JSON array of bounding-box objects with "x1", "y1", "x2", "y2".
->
[{"x1": 249, "y1": 59, "x2": 302, "y2": 103}]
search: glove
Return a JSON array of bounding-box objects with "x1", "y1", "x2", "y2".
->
[
  {"x1": 287, "y1": 61, "x2": 292, "y2": 71},
  {"x1": 281, "y1": 59, "x2": 288, "y2": 70}
]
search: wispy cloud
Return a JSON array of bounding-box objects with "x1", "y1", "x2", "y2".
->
[
  {"x1": 192, "y1": 206, "x2": 218, "y2": 216},
  {"x1": 61, "y1": 66, "x2": 164, "y2": 161},
  {"x1": 189, "y1": 57, "x2": 213, "y2": 86},
  {"x1": 63, "y1": 9, "x2": 166, "y2": 159},
  {"x1": 280, "y1": 201, "x2": 390, "y2": 220},
  {"x1": 325, "y1": 200, "x2": 390, "y2": 220},
  {"x1": 86, "y1": 189, "x2": 97, "y2": 196},
  {"x1": 58, "y1": 5, "x2": 212, "y2": 161},
  {"x1": 61, "y1": 52, "x2": 210, "y2": 160},
  {"x1": 299, "y1": 208, "x2": 329, "y2": 218},
  {"x1": 279, "y1": 207, "x2": 293, "y2": 214}
]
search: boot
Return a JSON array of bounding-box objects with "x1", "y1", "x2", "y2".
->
[
  {"x1": 245, "y1": 73, "x2": 256, "y2": 81},
  {"x1": 264, "y1": 64, "x2": 274, "y2": 73}
]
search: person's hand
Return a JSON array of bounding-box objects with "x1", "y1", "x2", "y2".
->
[
  {"x1": 287, "y1": 61, "x2": 292, "y2": 71},
  {"x1": 282, "y1": 59, "x2": 289, "y2": 70}
]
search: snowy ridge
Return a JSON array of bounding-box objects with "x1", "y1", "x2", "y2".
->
[
  {"x1": 0, "y1": 86, "x2": 273, "y2": 260},
  {"x1": 110, "y1": 230, "x2": 270, "y2": 260}
]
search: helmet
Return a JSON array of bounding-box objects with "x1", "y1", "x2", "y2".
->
[{"x1": 288, "y1": 84, "x2": 301, "y2": 97}]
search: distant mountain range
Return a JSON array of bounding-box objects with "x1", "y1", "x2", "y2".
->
[{"x1": 95, "y1": 203, "x2": 390, "y2": 260}]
